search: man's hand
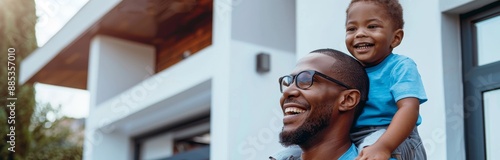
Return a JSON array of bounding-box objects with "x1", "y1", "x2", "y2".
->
[{"x1": 355, "y1": 144, "x2": 391, "y2": 160}]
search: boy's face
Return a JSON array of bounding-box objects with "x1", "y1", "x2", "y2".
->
[{"x1": 345, "y1": 2, "x2": 403, "y2": 67}]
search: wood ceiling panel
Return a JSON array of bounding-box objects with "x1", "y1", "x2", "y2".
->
[{"x1": 28, "y1": 0, "x2": 213, "y2": 89}]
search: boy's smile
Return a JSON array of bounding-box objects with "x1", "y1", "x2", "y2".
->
[
  {"x1": 345, "y1": 2, "x2": 403, "y2": 67},
  {"x1": 353, "y1": 42, "x2": 375, "y2": 54}
]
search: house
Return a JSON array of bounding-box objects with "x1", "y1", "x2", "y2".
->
[{"x1": 20, "y1": 0, "x2": 500, "y2": 159}]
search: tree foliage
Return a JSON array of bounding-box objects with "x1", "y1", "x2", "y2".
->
[
  {"x1": 0, "y1": 0, "x2": 83, "y2": 159},
  {"x1": 0, "y1": 0, "x2": 38, "y2": 159},
  {"x1": 25, "y1": 104, "x2": 84, "y2": 160}
]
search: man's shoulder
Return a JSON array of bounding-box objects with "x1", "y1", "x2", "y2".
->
[
  {"x1": 338, "y1": 143, "x2": 358, "y2": 160},
  {"x1": 269, "y1": 145, "x2": 302, "y2": 160},
  {"x1": 269, "y1": 143, "x2": 359, "y2": 160}
]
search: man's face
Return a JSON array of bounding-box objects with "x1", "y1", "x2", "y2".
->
[{"x1": 279, "y1": 53, "x2": 344, "y2": 146}]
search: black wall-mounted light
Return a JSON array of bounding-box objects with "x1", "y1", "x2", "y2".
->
[{"x1": 256, "y1": 53, "x2": 270, "y2": 73}]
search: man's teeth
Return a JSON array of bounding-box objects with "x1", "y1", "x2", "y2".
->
[{"x1": 285, "y1": 107, "x2": 306, "y2": 115}]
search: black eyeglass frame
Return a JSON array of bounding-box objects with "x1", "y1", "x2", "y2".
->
[{"x1": 278, "y1": 70, "x2": 354, "y2": 93}]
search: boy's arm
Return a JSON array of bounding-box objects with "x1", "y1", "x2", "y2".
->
[{"x1": 356, "y1": 97, "x2": 420, "y2": 160}]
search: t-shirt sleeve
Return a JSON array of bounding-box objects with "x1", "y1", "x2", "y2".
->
[{"x1": 390, "y1": 58, "x2": 428, "y2": 104}]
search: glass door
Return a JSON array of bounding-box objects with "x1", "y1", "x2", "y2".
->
[
  {"x1": 483, "y1": 89, "x2": 500, "y2": 159},
  {"x1": 461, "y1": 1, "x2": 500, "y2": 159}
]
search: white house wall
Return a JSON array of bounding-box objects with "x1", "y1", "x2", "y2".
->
[
  {"x1": 230, "y1": 0, "x2": 296, "y2": 53},
  {"x1": 440, "y1": 12, "x2": 466, "y2": 160},
  {"x1": 85, "y1": 35, "x2": 156, "y2": 160},
  {"x1": 88, "y1": 35, "x2": 156, "y2": 107},
  {"x1": 209, "y1": 0, "x2": 233, "y2": 159},
  {"x1": 228, "y1": 40, "x2": 295, "y2": 160},
  {"x1": 225, "y1": 0, "x2": 297, "y2": 159},
  {"x1": 296, "y1": 0, "x2": 346, "y2": 56}
]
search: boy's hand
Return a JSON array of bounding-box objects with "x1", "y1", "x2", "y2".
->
[{"x1": 355, "y1": 144, "x2": 391, "y2": 160}]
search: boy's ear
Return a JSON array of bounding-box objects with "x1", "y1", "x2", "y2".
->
[
  {"x1": 390, "y1": 29, "x2": 404, "y2": 48},
  {"x1": 338, "y1": 89, "x2": 360, "y2": 112}
]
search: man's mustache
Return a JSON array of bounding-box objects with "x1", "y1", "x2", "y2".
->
[{"x1": 283, "y1": 98, "x2": 310, "y2": 109}]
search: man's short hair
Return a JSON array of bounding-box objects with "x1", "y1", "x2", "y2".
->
[{"x1": 309, "y1": 48, "x2": 369, "y2": 117}]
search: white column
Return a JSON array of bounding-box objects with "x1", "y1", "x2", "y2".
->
[{"x1": 84, "y1": 35, "x2": 155, "y2": 160}]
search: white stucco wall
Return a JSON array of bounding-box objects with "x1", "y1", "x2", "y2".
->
[
  {"x1": 296, "y1": 0, "x2": 346, "y2": 56},
  {"x1": 225, "y1": 0, "x2": 297, "y2": 159},
  {"x1": 228, "y1": 40, "x2": 295, "y2": 160},
  {"x1": 86, "y1": 35, "x2": 156, "y2": 160},
  {"x1": 231, "y1": 0, "x2": 296, "y2": 52},
  {"x1": 88, "y1": 35, "x2": 155, "y2": 107}
]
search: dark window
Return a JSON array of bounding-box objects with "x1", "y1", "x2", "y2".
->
[
  {"x1": 133, "y1": 115, "x2": 210, "y2": 160},
  {"x1": 461, "y1": 1, "x2": 500, "y2": 159}
]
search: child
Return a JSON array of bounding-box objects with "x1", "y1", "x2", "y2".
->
[{"x1": 345, "y1": 0, "x2": 427, "y2": 160}]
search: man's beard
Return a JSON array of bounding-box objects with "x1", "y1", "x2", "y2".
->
[{"x1": 279, "y1": 104, "x2": 332, "y2": 147}]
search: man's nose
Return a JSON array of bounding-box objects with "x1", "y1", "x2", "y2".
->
[{"x1": 282, "y1": 84, "x2": 300, "y2": 99}]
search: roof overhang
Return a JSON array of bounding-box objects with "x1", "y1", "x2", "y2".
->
[
  {"x1": 20, "y1": 0, "x2": 121, "y2": 89},
  {"x1": 20, "y1": 0, "x2": 213, "y2": 90}
]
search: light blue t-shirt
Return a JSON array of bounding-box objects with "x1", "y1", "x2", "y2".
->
[
  {"x1": 355, "y1": 53, "x2": 427, "y2": 127},
  {"x1": 269, "y1": 143, "x2": 358, "y2": 160},
  {"x1": 338, "y1": 143, "x2": 358, "y2": 160}
]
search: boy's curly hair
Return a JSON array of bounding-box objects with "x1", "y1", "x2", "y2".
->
[{"x1": 346, "y1": 0, "x2": 404, "y2": 30}]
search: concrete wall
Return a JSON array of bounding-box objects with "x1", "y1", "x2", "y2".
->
[
  {"x1": 228, "y1": 40, "x2": 295, "y2": 160},
  {"x1": 296, "y1": 0, "x2": 346, "y2": 57},
  {"x1": 88, "y1": 35, "x2": 155, "y2": 106},
  {"x1": 85, "y1": 35, "x2": 155, "y2": 160},
  {"x1": 231, "y1": 0, "x2": 296, "y2": 53},
  {"x1": 209, "y1": 0, "x2": 297, "y2": 159}
]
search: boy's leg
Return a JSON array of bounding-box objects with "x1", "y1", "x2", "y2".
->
[
  {"x1": 392, "y1": 127, "x2": 427, "y2": 160},
  {"x1": 351, "y1": 127, "x2": 387, "y2": 152},
  {"x1": 351, "y1": 127, "x2": 383, "y2": 148},
  {"x1": 358, "y1": 129, "x2": 386, "y2": 151}
]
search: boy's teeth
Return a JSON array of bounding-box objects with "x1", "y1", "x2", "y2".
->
[
  {"x1": 355, "y1": 43, "x2": 373, "y2": 49},
  {"x1": 285, "y1": 107, "x2": 306, "y2": 115}
]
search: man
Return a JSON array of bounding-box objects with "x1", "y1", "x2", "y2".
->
[{"x1": 270, "y1": 49, "x2": 369, "y2": 160}]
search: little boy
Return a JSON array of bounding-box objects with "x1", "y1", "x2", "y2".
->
[{"x1": 345, "y1": 0, "x2": 427, "y2": 160}]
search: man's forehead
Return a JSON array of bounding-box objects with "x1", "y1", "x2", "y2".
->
[{"x1": 292, "y1": 53, "x2": 337, "y2": 74}]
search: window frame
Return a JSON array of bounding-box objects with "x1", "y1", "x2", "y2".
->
[{"x1": 460, "y1": 1, "x2": 500, "y2": 160}]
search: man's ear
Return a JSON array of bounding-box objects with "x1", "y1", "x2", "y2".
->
[
  {"x1": 338, "y1": 89, "x2": 360, "y2": 112},
  {"x1": 390, "y1": 29, "x2": 404, "y2": 49}
]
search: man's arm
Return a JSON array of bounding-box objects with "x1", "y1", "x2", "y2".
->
[{"x1": 356, "y1": 97, "x2": 419, "y2": 160}]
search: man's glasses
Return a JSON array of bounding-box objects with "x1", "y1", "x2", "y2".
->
[{"x1": 279, "y1": 70, "x2": 353, "y2": 93}]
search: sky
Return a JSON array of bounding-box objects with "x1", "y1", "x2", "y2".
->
[{"x1": 34, "y1": 0, "x2": 89, "y2": 118}]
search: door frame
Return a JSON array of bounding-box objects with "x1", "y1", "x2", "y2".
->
[{"x1": 460, "y1": 1, "x2": 500, "y2": 159}]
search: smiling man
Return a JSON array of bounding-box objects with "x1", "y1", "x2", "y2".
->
[{"x1": 270, "y1": 49, "x2": 369, "y2": 160}]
